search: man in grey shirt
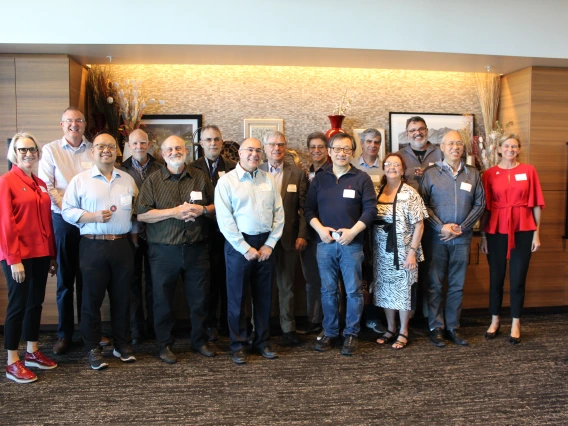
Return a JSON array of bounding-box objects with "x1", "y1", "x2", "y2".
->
[{"x1": 419, "y1": 131, "x2": 485, "y2": 348}]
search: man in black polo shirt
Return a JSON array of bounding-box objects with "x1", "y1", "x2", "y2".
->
[{"x1": 136, "y1": 135, "x2": 215, "y2": 364}]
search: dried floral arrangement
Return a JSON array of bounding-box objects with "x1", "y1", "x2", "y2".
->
[
  {"x1": 332, "y1": 88, "x2": 355, "y2": 116},
  {"x1": 475, "y1": 120, "x2": 514, "y2": 170},
  {"x1": 86, "y1": 65, "x2": 120, "y2": 138}
]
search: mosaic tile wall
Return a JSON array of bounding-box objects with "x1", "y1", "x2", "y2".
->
[{"x1": 108, "y1": 65, "x2": 483, "y2": 165}]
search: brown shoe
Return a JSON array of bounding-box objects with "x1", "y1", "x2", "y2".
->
[
  {"x1": 99, "y1": 336, "x2": 111, "y2": 347},
  {"x1": 53, "y1": 338, "x2": 70, "y2": 355}
]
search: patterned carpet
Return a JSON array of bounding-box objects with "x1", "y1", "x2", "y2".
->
[{"x1": 1, "y1": 312, "x2": 567, "y2": 425}]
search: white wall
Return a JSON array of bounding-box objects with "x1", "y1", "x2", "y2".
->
[{"x1": 2, "y1": 0, "x2": 567, "y2": 59}]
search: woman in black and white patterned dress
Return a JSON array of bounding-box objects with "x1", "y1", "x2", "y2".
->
[{"x1": 373, "y1": 153, "x2": 428, "y2": 349}]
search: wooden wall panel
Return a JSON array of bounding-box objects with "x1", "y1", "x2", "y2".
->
[
  {"x1": 15, "y1": 56, "x2": 70, "y2": 147},
  {"x1": 69, "y1": 58, "x2": 87, "y2": 113},
  {"x1": 0, "y1": 57, "x2": 17, "y2": 176},
  {"x1": 499, "y1": 67, "x2": 532, "y2": 164}
]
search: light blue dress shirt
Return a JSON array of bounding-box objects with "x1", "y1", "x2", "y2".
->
[
  {"x1": 62, "y1": 165, "x2": 139, "y2": 235},
  {"x1": 215, "y1": 163, "x2": 284, "y2": 255}
]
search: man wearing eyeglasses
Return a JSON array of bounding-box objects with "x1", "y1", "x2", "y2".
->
[
  {"x1": 38, "y1": 107, "x2": 94, "y2": 355},
  {"x1": 136, "y1": 135, "x2": 216, "y2": 364},
  {"x1": 258, "y1": 131, "x2": 309, "y2": 346},
  {"x1": 397, "y1": 116, "x2": 443, "y2": 191},
  {"x1": 120, "y1": 129, "x2": 162, "y2": 345},
  {"x1": 304, "y1": 133, "x2": 377, "y2": 356},
  {"x1": 62, "y1": 131, "x2": 139, "y2": 370},
  {"x1": 191, "y1": 125, "x2": 236, "y2": 341},
  {"x1": 215, "y1": 138, "x2": 284, "y2": 365},
  {"x1": 419, "y1": 131, "x2": 485, "y2": 348}
]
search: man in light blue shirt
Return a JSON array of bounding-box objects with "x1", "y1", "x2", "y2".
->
[
  {"x1": 62, "y1": 131, "x2": 138, "y2": 370},
  {"x1": 215, "y1": 138, "x2": 284, "y2": 365}
]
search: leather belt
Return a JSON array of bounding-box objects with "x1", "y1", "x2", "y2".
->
[{"x1": 83, "y1": 234, "x2": 127, "y2": 241}]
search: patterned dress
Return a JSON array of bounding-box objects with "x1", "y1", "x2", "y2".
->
[{"x1": 372, "y1": 183, "x2": 428, "y2": 311}]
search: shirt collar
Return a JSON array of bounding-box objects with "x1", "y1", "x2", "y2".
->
[
  {"x1": 236, "y1": 163, "x2": 258, "y2": 181},
  {"x1": 91, "y1": 164, "x2": 121, "y2": 180},
  {"x1": 61, "y1": 136, "x2": 89, "y2": 150},
  {"x1": 160, "y1": 163, "x2": 190, "y2": 180},
  {"x1": 358, "y1": 156, "x2": 380, "y2": 168}
]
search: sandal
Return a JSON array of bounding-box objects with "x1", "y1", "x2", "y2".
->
[
  {"x1": 376, "y1": 330, "x2": 397, "y2": 345},
  {"x1": 392, "y1": 333, "x2": 409, "y2": 350}
]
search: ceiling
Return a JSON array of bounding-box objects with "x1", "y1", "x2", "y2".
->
[{"x1": 3, "y1": 44, "x2": 568, "y2": 74}]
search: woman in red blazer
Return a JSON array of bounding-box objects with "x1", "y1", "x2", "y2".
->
[
  {"x1": 1, "y1": 133, "x2": 58, "y2": 383},
  {"x1": 480, "y1": 134, "x2": 544, "y2": 345}
]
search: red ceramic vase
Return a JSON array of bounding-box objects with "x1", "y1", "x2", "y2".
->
[{"x1": 326, "y1": 115, "x2": 346, "y2": 139}]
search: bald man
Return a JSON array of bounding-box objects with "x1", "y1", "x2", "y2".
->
[
  {"x1": 121, "y1": 129, "x2": 161, "y2": 344},
  {"x1": 136, "y1": 136, "x2": 216, "y2": 364},
  {"x1": 215, "y1": 138, "x2": 284, "y2": 365},
  {"x1": 419, "y1": 131, "x2": 485, "y2": 348}
]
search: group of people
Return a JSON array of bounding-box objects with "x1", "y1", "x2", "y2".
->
[{"x1": 1, "y1": 108, "x2": 544, "y2": 384}]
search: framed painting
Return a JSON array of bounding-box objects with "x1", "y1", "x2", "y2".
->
[
  {"x1": 244, "y1": 118, "x2": 284, "y2": 141},
  {"x1": 139, "y1": 114, "x2": 203, "y2": 162},
  {"x1": 353, "y1": 128, "x2": 387, "y2": 162},
  {"x1": 389, "y1": 112, "x2": 474, "y2": 152}
]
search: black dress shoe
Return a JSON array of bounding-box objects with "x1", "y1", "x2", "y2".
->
[
  {"x1": 429, "y1": 328, "x2": 447, "y2": 348},
  {"x1": 258, "y1": 345, "x2": 278, "y2": 359},
  {"x1": 281, "y1": 331, "x2": 301, "y2": 346},
  {"x1": 205, "y1": 327, "x2": 219, "y2": 342},
  {"x1": 509, "y1": 335, "x2": 521, "y2": 345},
  {"x1": 297, "y1": 322, "x2": 323, "y2": 335},
  {"x1": 446, "y1": 329, "x2": 469, "y2": 346},
  {"x1": 191, "y1": 343, "x2": 216, "y2": 358},
  {"x1": 315, "y1": 335, "x2": 336, "y2": 352},
  {"x1": 231, "y1": 349, "x2": 247, "y2": 365},
  {"x1": 159, "y1": 345, "x2": 177, "y2": 364},
  {"x1": 341, "y1": 334, "x2": 358, "y2": 356},
  {"x1": 53, "y1": 338, "x2": 70, "y2": 355},
  {"x1": 485, "y1": 324, "x2": 501, "y2": 340}
]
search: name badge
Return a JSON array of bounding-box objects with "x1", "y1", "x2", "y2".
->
[
  {"x1": 515, "y1": 173, "x2": 527, "y2": 181},
  {"x1": 429, "y1": 162, "x2": 435, "y2": 166},
  {"x1": 287, "y1": 184, "x2": 297, "y2": 193},
  {"x1": 260, "y1": 183, "x2": 271, "y2": 191},
  {"x1": 120, "y1": 194, "x2": 132, "y2": 209},
  {"x1": 397, "y1": 192, "x2": 409, "y2": 201},
  {"x1": 40, "y1": 186, "x2": 48, "y2": 193},
  {"x1": 308, "y1": 172, "x2": 315, "y2": 181},
  {"x1": 343, "y1": 189, "x2": 355, "y2": 199},
  {"x1": 190, "y1": 191, "x2": 203, "y2": 201},
  {"x1": 81, "y1": 161, "x2": 93, "y2": 170},
  {"x1": 460, "y1": 182, "x2": 472, "y2": 192},
  {"x1": 218, "y1": 171, "x2": 225, "y2": 177}
]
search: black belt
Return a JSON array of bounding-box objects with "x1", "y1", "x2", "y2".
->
[{"x1": 83, "y1": 234, "x2": 127, "y2": 241}]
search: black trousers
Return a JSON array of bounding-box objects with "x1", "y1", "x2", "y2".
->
[
  {"x1": 52, "y1": 212, "x2": 83, "y2": 340},
  {"x1": 130, "y1": 238, "x2": 154, "y2": 336},
  {"x1": 205, "y1": 229, "x2": 228, "y2": 330},
  {"x1": 225, "y1": 233, "x2": 275, "y2": 352},
  {"x1": 80, "y1": 238, "x2": 134, "y2": 351},
  {"x1": 148, "y1": 242, "x2": 210, "y2": 348},
  {"x1": 486, "y1": 231, "x2": 534, "y2": 318},
  {"x1": 2, "y1": 257, "x2": 50, "y2": 350}
]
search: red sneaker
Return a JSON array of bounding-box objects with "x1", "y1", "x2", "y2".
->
[
  {"x1": 25, "y1": 350, "x2": 58, "y2": 370},
  {"x1": 6, "y1": 360, "x2": 37, "y2": 384}
]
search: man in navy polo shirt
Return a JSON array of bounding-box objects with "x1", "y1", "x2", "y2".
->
[{"x1": 304, "y1": 132, "x2": 377, "y2": 356}]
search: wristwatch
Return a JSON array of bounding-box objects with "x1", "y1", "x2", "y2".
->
[{"x1": 202, "y1": 205, "x2": 208, "y2": 215}]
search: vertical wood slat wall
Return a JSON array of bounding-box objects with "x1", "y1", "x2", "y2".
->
[
  {"x1": 0, "y1": 55, "x2": 87, "y2": 326},
  {"x1": 498, "y1": 67, "x2": 568, "y2": 308}
]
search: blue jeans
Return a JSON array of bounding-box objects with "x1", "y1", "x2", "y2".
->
[
  {"x1": 317, "y1": 242, "x2": 364, "y2": 337},
  {"x1": 428, "y1": 243, "x2": 469, "y2": 330}
]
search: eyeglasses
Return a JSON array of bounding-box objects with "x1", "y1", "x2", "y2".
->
[
  {"x1": 266, "y1": 142, "x2": 286, "y2": 148},
  {"x1": 384, "y1": 162, "x2": 402, "y2": 167},
  {"x1": 309, "y1": 145, "x2": 326, "y2": 150},
  {"x1": 444, "y1": 141, "x2": 465, "y2": 147},
  {"x1": 93, "y1": 144, "x2": 117, "y2": 151},
  {"x1": 64, "y1": 119, "x2": 86, "y2": 124},
  {"x1": 16, "y1": 147, "x2": 39, "y2": 154},
  {"x1": 240, "y1": 148, "x2": 263, "y2": 154},
  {"x1": 202, "y1": 137, "x2": 222, "y2": 143},
  {"x1": 331, "y1": 147, "x2": 353, "y2": 154},
  {"x1": 407, "y1": 127, "x2": 427, "y2": 134}
]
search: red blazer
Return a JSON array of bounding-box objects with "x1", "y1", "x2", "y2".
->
[{"x1": 0, "y1": 165, "x2": 56, "y2": 265}]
